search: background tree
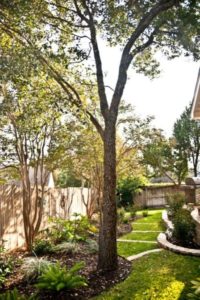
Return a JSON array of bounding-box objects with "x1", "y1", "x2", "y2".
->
[
  {"x1": 0, "y1": 0, "x2": 199, "y2": 271},
  {"x1": 0, "y1": 76, "x2": 67, "y2": 250},
  {"x1": 173, "y1": 104, "x2": 200, "y2": 177}
]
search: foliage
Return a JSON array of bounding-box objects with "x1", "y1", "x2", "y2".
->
[
  {"x1": 0, "y1": 288, "x2": 37, "y2": 300},
  {"x1": 84, "y1": 239, "x2": 98, "y2": 254},
  {"x1": 0, "y1": 257, "x2": 14, "y2": 287},
  {"x1": 166, "y1": 193, "x2": 185, "y2": 219},
  {"x1": 32, "y1": 239, "x2": 53, "y2": 256},
  {"x1": 56, "y1": 170, "x2": 82, "y2": 188},
  {"x1": 173, "y1": 104, "x2": 200, "y2": 176},
  {"x1": 53, "y1": 242, "x2": 80, "y2": 255},
  {"x1": 35, "y1": 262, "x2": 87, "y2": 291},
  {"x1": 49, "y1": 214, "x2": 92, "y2": 243},
  {"x1": 117, "y1": 207, "x2": 126, "y2": 224},
  {"x1": 173, "y1": 209, "x2": 196, "y2": 246},
  {"x1": 21, "y1": 257, "x2": 53, "y2": 282},
  {"x1": 142, "y1": 134, "x2": 188, "y2": 185},
  {"x1": 142, "y1": 211, "x2": 149, "y2": 217},
  {"x1": 188, "y1": 277, "x2": 200, "y2": 299},
  {"x1": 125, "y1": 205, "x2": 139, "y2": 219},
  {"x1": 117, "y1": 176, "x2": 147, "y2": 207}
]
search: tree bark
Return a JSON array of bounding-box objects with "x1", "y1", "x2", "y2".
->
[{"x1": 98, "y1": 121, "x2": 118, "y2": 271}]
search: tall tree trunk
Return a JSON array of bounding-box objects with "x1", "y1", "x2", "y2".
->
[{"x1": 98, "y1": 122, "x2": 118, "y2": 271}]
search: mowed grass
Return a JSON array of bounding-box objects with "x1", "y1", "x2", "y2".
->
[
  {"x1": 118, "y1": 241, "x2": 158, "y2": 257},
  {"x1": 93, "y1": 251, "x2": 200, "y2": 300},
  {"x1": 121, "y1": 231, "x2": 159, "y2": 241},
  {"x1": 117, "y1": 209, "x2": 163, "y2": 258}
]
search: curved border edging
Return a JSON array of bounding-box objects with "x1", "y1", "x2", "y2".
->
[{"x1": 157, "y1": 232, "x2": 200, "y2": 256}]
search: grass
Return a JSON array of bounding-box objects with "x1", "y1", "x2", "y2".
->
[
  {"x1": 118, "y1": 241, "x2": 158, "y2": 257},
  {"x1": 121, "y1": 231, "x2": 159, "y2": 241},
  {"x1": 117, "y1": 209, "x2": 163, "y2": 258},
  {"x1": 94, "y1": 250, "x2": 200, "y2": 300}
]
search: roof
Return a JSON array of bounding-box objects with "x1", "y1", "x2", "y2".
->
[{"x1": 191, "y1": 68, "x2": 200, "y2": 119}]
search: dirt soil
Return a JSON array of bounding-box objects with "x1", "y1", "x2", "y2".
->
[{"x1": 1, "y1": 247, "x2": 131, "y2": 299}]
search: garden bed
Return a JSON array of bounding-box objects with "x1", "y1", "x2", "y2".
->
[{"x1": 1, "y1": 245, "x2": 131, "y2": 299}]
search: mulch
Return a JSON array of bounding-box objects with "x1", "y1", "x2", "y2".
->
[{"x1": 1, "y1": 249, "x2": 132, "y2": 299}]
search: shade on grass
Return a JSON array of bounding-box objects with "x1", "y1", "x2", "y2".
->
[{"x1": 93, "y1": 251, "x2": 200, "y2": 300}]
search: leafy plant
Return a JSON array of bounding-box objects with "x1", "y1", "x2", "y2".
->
[
  {"x1": 85, "y1": 239, "x2": 98, "y2": 254},
  {"x1": 53, "y1": 242, "x2": 80, "y2": 255},
  {"x1": 117, "y1": 176, "x2": 147, "y2": 207},
  {"x1": 0, "y1": 288, "x2": 37, "y2": 300},
  {"x1": 126, "y1": 205, "x2": 139, "y2": 219},
  {"x1": 0, "y1": 257, "x2": 14, "y2": 287},
  {"x1": 142, "y1": 211, "x2": 149, "y2": 217},
  {"x1": 32, "y1": 239, "x2": 53, "y2": 256},
  {"x1": 21, "y1": 257, "x2": 53, "y2": 282},
  {"x1": 173, "y1": 209, "x2": 196, "y2": 246},
  {"x1": 48, "y1": 217, "x2": 74, "y2": 244},
  {"x1": 188, "y1": 277, "x2": 200, "y2": 299},
  {"x1": 166, "y1": 193, "x2": 185, "y2": 219},
  {"x1": 35, "y1": 262, "x2": 87, "y2": 291},
  {"x1": 72, "y1": 213, "x2": 91, "y2": 241}
]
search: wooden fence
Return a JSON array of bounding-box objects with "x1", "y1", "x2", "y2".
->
[
  {"x1": 0, "y1": 185, "x2": 92, "y2": 250},
  {"x1": 134, "y1": 185, "x2": 195, "y2": 208}
]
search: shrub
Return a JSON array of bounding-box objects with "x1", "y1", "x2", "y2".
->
[
  {"x1": 84, "y1": 239, "x2": 98, "y2": 254},
  {"x1": 32, "y1": 239, "x2": 53, "y2": 255},
  {"x1": 72, "y1": 213, "x2": 91, "y2": 241},
  {"x1": 0, "y1": 288, "x2": 37, "y2": 300},
  {"x1": 125, "y1": 205, "x2": 139, "y2": 219},
  {"x1": 21, "y1": 257, "x2": 53, "y2": 282},
  {"x1": 35, "y1": 262, "x2": 87, "y2": 291},
  {"x1": 49, "y1": 215, "x2": 92, "y2": 244},
  {"x1": 187, "y1": 277, "x2": 200, "y2": 299},
  {"x1": 53, "y1": 242, "x2": 80, "y2": 255},
  {"x1": 117, "y1": 207, "x2": 126, "y2": 223},
  {"x1": 173, "y1": 209, "x2": 196, "y2": 246},
  {"x1": 117, "y1": 176, "x2": 147, "y2": 207},
  {"x1": 48, "y1": 217, "x2": 74, "y2": 244},
  {"x1": 142, "y1": 211, "x2": 149, "y2": 217},
  {"x1": 166, "y1": 193, "x2": 185, "y2": 219}
]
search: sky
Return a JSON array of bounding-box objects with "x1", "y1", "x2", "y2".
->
[{"x1": 99, "y1": 42, "x2": 199, "y2": 137}]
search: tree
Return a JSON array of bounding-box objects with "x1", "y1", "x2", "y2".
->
[
  {"x1": 173, "y1": 104, "x2": 200, "y2": 177},
  {"x1": 0, "y1": 0, "x2": 199, "y2": 271},
  {"x1": 142, "y1": 134, "x2": 188, "y2": 185},
  {"x1": 0, "y1": 76, "x2": 66, "y2": 250}
]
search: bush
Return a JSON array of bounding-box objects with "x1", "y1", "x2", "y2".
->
[
  {"x1": 49, "y1": 215, "x2": 92, "y2": 244},
  {"x1": 32, "y1": 239, "x2": 53, "y2": 255},
  {"x1": 166, "y1": 193, "x2": 185, "y2": 219},
  {"x1": 125, "y1": 205, "x2": 139, "y2": 219},
  {"x1": 53, "y1": 242, "x2": 80, "y2": 255},
  {"x1": 48, "y1": 217, "x2": 74, "y2": 244},
  {"x1": 35, "y1": 262, "x2": 87, "y2": 291},
  {"x1": 84, "y1": 239, "x2": 98, "y2": 254},
  {"x1": 142, "y1": 211, "x2": 149, "y2": 217},
  {"x1": 173, "y1": 209, "x2": 196, "y2": 246},
  {"x1": 117, "y1": 176, "x2": 147, "y2": 207},
  {"x1": 117, "y1": 207, "x2": 126, "y2": 223}
]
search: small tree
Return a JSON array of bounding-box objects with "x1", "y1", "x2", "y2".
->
[{"x1": 173, "y1": 104, "x2": 200, "y2": 177}]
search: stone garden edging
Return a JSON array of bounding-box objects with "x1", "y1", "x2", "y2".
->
[{"x1": 158, "y1": 210, "x2": 200, "y2": 256}]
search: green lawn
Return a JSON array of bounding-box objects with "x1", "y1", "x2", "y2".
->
[
  {"x1": 93, "y1": 251, "x2": 200, "y2": 300},
  {"x1": 121, "y1": 231, "x2": 159, "y2": 241},
  {"x1": 93, "y1": 209, "x2": 200, "y2": 299},
  {"x1": 118, "y1": 241, "x2": 158, "y2": 257}
]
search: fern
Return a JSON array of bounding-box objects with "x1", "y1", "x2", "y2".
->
[
  {"x1": 188, "y1": 278, "x2": 200, "y2": 299},
  {"x1": 35, "y1": 261, "x2": 87, "y2": 291},
  {"x1": 0, "y1": 288, "x2": 37, "y2": 300}
]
